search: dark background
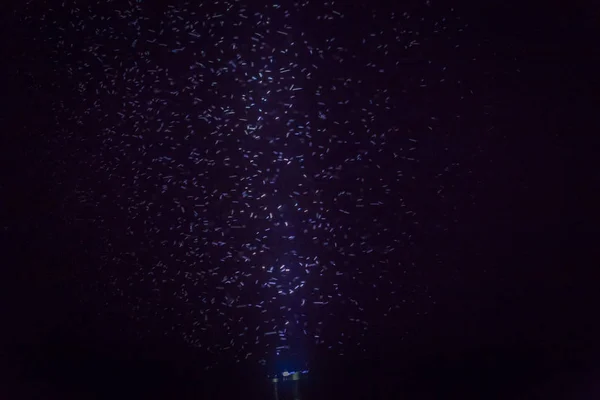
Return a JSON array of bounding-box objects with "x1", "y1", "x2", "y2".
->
[{"x1": 1, "y1": 0, "x2": 597, "y2": 398}]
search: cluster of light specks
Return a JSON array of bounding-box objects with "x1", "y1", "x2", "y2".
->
[{"x1": 16, "y1": 0, "x2": 492, "y2": 369}]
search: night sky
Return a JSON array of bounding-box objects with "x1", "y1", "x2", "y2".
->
[{"x1": 1, "y1": 0, "x2": 595, "y2": 399}]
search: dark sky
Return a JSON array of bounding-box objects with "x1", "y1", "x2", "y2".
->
[{"x1": 0, "y1": 0, "x2": 596, "y2": 398}]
